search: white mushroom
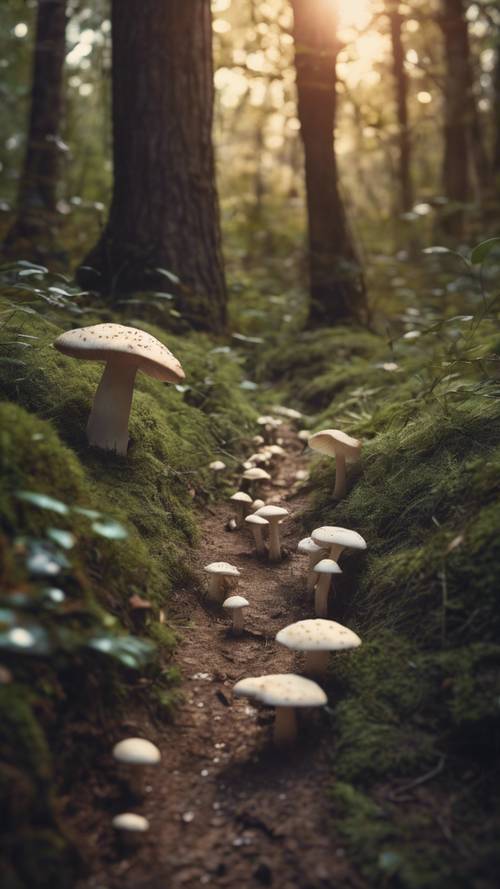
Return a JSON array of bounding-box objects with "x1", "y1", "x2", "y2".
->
[
  {"x1": 223, "y1": 595, "x2": 249, "y2": 634},
  {"x1": 276, "y1": 619, "x2": 361, "y2": 676},
  {"x1": 204, "y1": 562, "x2": 240, "y2": 603},
  {"x1": 311, "y1": 526, "x2": 367, "y2": 563},
  {"x1": 112, "y1": 812, "x2": 149, "y2": 846},
  {"x1": 54, "y1": 324, "x2": 185, "y2": 455},
  {"x1": 313, "y1": 558, "x2": 342, "y2": 617},
  {"x1": 234, "y1": 673, "x2": 327, "y2": 746},
  {"x1": 271, "y1": 406, "x2": 303, "y2": 421},
  {"x1": 112, "y1": 737, "x2": 161, "y2": 796},
  {"x1": 252, "y1": 498, "x2": 265, "y2": 511},
  {"x1": 242, "y1": 467, "x2": 271, "y2": 497},
  {"x1": 209, "y1": 460, "x2": 226, "y2": 472},
  {"x1": 252, "y1": 435, "x2": 265, "y2": 446},
  {"x1": 245, "y1": 513, "x2": 269, "y2": 556},
  {"x1": 297, "y1": 537, "x2": 328, "y2": 593},
  {"x1": 308, "y1": 429, "x2": 361, "y2": 499},
  {"x1": 230, "y1": 492, "x2": 253, "y2": 528},
  {"x1": 254, "y1": 504, "x2": 289, "y2": 562}
]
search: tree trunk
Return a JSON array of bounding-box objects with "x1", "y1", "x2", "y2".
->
[
  {"x1": 388, "y1": 0, "x2": 413, "y2": 214},
  {"x1": 439, "y1": 0, "x2": 471, "y2": 235},
  {"x1": 492, "y1": 41, "x2": 500, "y2": 198},
  {"x1": 291, "y1": 0, "x2": 366, "y2": 328},
  {"x1": 78, "y1": 0, "x2": 227, "y2": 334},
  {"x1": 3, "y1": 0, "x2": 67, "y2": 255}
]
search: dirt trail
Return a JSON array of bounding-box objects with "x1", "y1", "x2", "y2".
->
[{"x1": 76, "y1": 427, "x2": 363, "y2": 889}]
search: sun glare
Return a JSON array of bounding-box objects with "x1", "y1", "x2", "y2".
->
[{"x1": 337, "y1": 0, "x2": 372, "y2": 29}]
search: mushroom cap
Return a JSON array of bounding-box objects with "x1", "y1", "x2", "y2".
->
[
  {"x1": 204, "y1": 562, "x2": 241, "y2": 576},
  {"x1": 254, "y1": 505, "x2": 288, "y2": 521},
  {"x1": 54, "y1": 323, "x2": 185, "y2": 382},
  {"x1": 234, "y1": 673, "x2": 327, "y2": 708},
  {"x1": 230, "y1": 492, "x2": 253, "y2": 503},
  {"x1": 298, "y1": 429, "x2": 311, "y2": 442},
  {"x1": 297, "y1": 537, "x2": 324, "y2": 555},
  {"x1": 308, "y1": 429, "x2": 361, "y2": 461},
  {"x1": 245, "y1": 514, "x2": 269, "y2": 526},
  {"x1": 112, "y1": 737, "x2": 161, "y2": 765},
  {"x1": 223, "y1": 595, "x2": 249, "y2": 609},
  {"x1": 311, "y1": 526, "x2": 367, "y2": 552},
  {"x1": 248, "y1": 452, "x2": 269, "y2": 465},
  {"x1": 276, "y1": 619, "x2": 361, "y2": 652},
  {"x1": 209, "y1": 460, "x2": 226, "y2": 471},
  {"x1": 271, "y1": 406, "x2": 303, "y2": 420},
  {"x1": 314, "y1": 558, "x2": 342, "y2": 575},
  {"x1": 253, "y1": 435, "x2": 265, "y2": 446},
  {"x1": 242, "y1": 468, "x2": 271, "y2": 481},
  {"x1": 268, "y1": 445, "x2": 286, "y2": 457},
  {"x1": 112, "y1": 813, "x2": 150, "y2": 832}
]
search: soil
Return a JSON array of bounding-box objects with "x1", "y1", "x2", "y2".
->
[{"x1": 73, "y1": 427, "x2": 364, "y2": 889}]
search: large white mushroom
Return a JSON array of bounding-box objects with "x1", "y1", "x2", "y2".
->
[
  {"x1": 311, "y1": 526, "x2": 367, "y2": 562},
  {"x1": 242, "y1": 467, "x2": 271, "y2": 497},
  {"x1": 254, "y1": 504, "x2": 289, "y2": 561},
  {"x1": 204, "y1": 562, "x2": 240, "y2": 603},
  {"x1": 112, "y1": 737, "x2": 161, "y2": 795},
  {"x1": 54, "y1": 323, "x2": 185, "y2": 455},
  {"x1": 297, "y1": 537, "x2": 328, "y2": 593},
  {"x1": 313, "y1": 558, "x2": 342, "y2": 617},
  {"x1": 245, "y1": 513, "x2": 269, "y2": 556},
  {"x1": 234, "y1": 673, "x2": 327, "y2": 746},
  {"x1": 308, "y1": 429, "x2": 361, "y2": 499},
  {"x1": 276, "y1": 619, "x2": 362, "y2": 676}
]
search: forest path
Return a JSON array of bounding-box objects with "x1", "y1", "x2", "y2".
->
[{"x1": 77, "y1": 426, "x2": 363, "y2": 889}]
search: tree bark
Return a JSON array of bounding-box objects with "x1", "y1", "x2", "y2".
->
[
  {"x1": 439, "y1": 0, "x2": 471, "y2": 234},
  {"x1": 388, "y1": 0, "x2": 413, "y2": 214},
  {"x1": 78, "y1": 0, "x2": 227, "y2": 334},
  {"x1": 291, "y1": 0, "x2": 366, "y2": 328},
  {"x1": 3, "y1": 0, "x2": 67, "y2": 255},
  {"x1": 492, "y1": 40, "x2": 500, "y2": 197}
]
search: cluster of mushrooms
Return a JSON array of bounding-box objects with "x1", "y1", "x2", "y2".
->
[{"x1": 204, "y1": 413, "x2": 365, "y2": 748}]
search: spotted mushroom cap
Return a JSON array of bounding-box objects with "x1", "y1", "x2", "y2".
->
[
  {"x1": 112, "y1": 737, "x2": 161, "y2": 764},
  {"x1": 311, "y1": 527, "x2": 367, "y2": 552},
  {"x1": 276, "y1": 619, "x2": 361, "y2": 652},
  {"x1": 54, "y1": 323, "x2": 185, "y2": 383},
  {"x1": 234, "y1": 673, "x2": 327, "y2": 708},
  {"x1": 308, "y1": 429, "x2": 361, "y2": 461},
  {"x1": 204, "y1": 562, "x2": 241, "y2": 577}
]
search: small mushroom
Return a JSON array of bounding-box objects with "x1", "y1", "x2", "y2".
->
[
  {"x1": 223, "y1": 595, "x2": 249, "y2": 634},
  {"x1": 112, "y1": 738, "x2": 161, "y2": 796},
  {"x1": 297, "y1": 537, "x2": 328, "y2": 593},
  {"x1": 252, "y1": 498, "x2": 265, "y2": 511},
  {"x1": 204, "y1": 562, "x2": 240, "y2": 603},
  {"x1": 209, "y1": 460, "x2": 226, "y2": 472},
  {"x1": 254, "y1": 504, "x2": 289, "y2": 561},
  {"x1": 311, "y1": 526, "x2": 367, "y2": 563},
  {"x1": 276, "y1": 618, "x2": 361, "y2": 676},
  {"x1": 230, "y1": 492, "x2": 253, "y2": 528},
  {"x1": 234, "y1": 673, "x2": 327, "y2": 746},
  {"x1": 245, "y1": 513, "x2": 269, "y2": 556},
  {"x1": 112, "y1": 812, "x2": 149, "y2": 847},
  {"x1": 312, "y1": 558, "x2": 342, "y2": 617},
  {"x1": 54, "y1": 324, "x2": 185, "y2": 455},
  {"x1": 242, "y1": 467, "x2": 271, "y2": 497},
  {"x1": 271, "y1": 406, "x2": 303, "y2": 421},
  {"x1": 308, "y1": 429, "x2": 361, "y2": 499},
  {"x1": 253, "y1": 434, "x2": 265, "y2": 446}
]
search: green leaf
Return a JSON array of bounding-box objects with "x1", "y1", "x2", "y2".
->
[
  {"x1": 470, "y1": 237, "x2": 500, "y2": 265},
  {"x1": 16, "y1": 490, "x2": 69, "y2": 515},
  {"x1": 91, "y1": 519, "x2": 128, "y2": 540},
  {"x1": 87, "y1": 634, "x2": 155, "y2": 669}
]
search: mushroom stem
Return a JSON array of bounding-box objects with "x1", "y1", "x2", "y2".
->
[
  {"x1": 207, "y1": 575, "x2": 223, "y2": 603},
  {"x1": 314, "y1": 573, "x2": 333, "y2": 617},
  {"x1": 87, "y1": 359, "x2": 137, "y2": 455},
  {"x1": 333, "y1": 454, "x2": 347, "y2": 499},
  {"x1": 250, "y1": 524, "x2": 267, "y2": 556},
  {"x1": 268, "y1": 521, "x2": 282, "y2": 562},
  {"x1": 329, "y1": 544, "x2": 343, "y2": 562},
  {"x1": 273, "y1": 706, "x2": 297, "y2": 746},
  {"x1": 232, "y1": 609, "x2": 244, "y2": 634},
  {"x1": 304, "y1": 650, "x2": 330, "y2": 676},
  {"x1": 307, "y1": 551, "x2": 325, "y2": 593}
]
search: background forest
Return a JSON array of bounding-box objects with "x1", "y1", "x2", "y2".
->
[{"x1": 1, "y1": 1, "x2": 500, "y2": 888}]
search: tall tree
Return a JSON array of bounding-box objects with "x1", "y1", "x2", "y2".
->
[
  {"x1": 78, "y1": 0, "x2": 227, "y2": 334},
  {"x1": 3, "y1": 0, "x2": 67, "y2": 255},
  {"x1": 387, "y1": 0, "x2": 413, "y2": 214},
  {"x1": 291, "y1": 0, "x2": 366, "y2": 328},
  {"x1": 491, "y1": 33, "x2": 500, "y2": 197}
]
